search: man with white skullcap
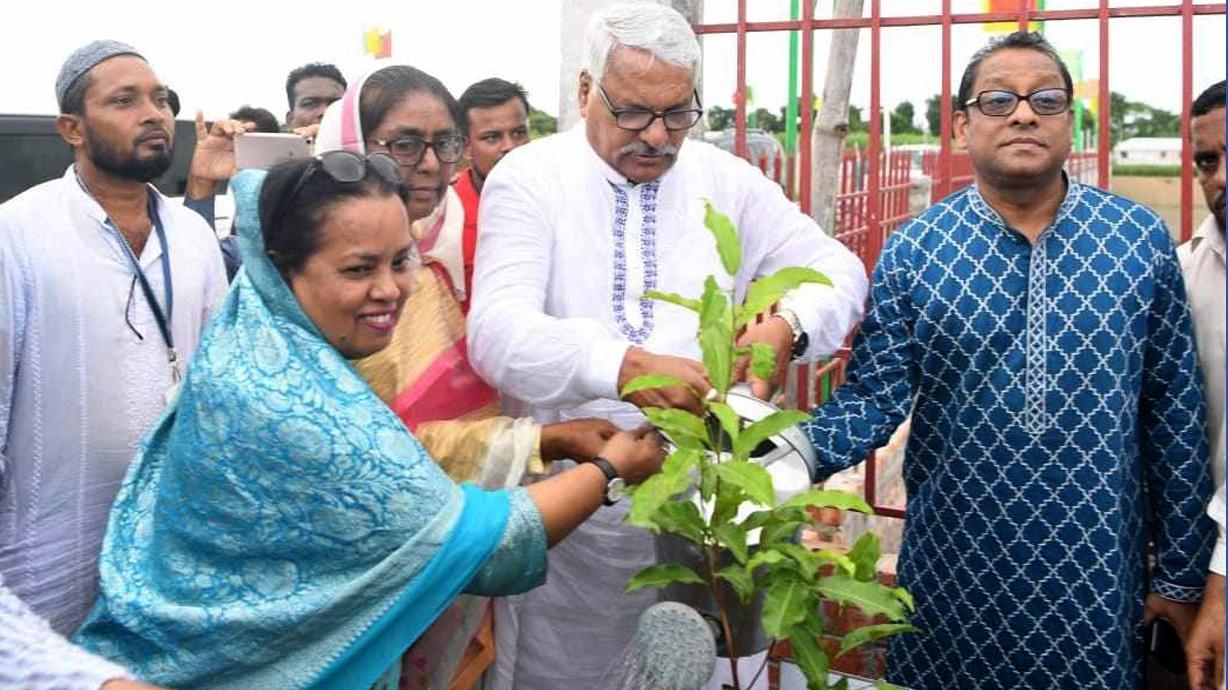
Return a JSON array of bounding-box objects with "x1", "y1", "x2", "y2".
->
[{"x1": 0, "y1": 40, "x2": 226, "y2": 690}]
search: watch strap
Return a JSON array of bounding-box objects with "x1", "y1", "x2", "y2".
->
[{"x1": 591, "y1": 457, "x2": 620, "y2": 505}]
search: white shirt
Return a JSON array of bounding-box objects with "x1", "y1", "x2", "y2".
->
[
  {"x1": 0, "y1": 571, "x2": 129, "y2": 690},
  {"x1": 1210, "y1": 483, "x2": 1226, "y2": 577},
  {"x1": 0, "y1": 167, "x2": 228, "y2": 634},
  {"x1": 1179, "y1": 214, "x2": 1226, "y2": 487},
  {"x1": 469, "y1": 125, "x2": 867, "y2": 690},
  {"x1": 470, "y1": 125, "x2": 867, "y2": 428}
]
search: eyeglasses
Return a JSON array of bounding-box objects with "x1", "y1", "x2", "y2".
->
[
  {"x1": 369, "y1": 134, "x2": 467, "y2": 167},
  {"x1": 596, "y1": 84, "x2": 703, "y2": 132},
  {"x1": 963, "y1": 88, "x2": 1071, "y2": 117},
  {"x1": 269, "y1": 150, "x2": 402, "y2": 236}
]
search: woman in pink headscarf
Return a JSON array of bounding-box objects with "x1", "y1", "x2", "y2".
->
[{"x1": 315, "y1": 66, "x2": 616, "y2": 690}]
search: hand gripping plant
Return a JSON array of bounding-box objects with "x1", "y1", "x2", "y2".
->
[{"x1": 619, "y1": 201, "x2": 915, "y2": 690}]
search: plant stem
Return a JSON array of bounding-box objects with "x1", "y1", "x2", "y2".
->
[{"x1": 706, "y1": 543, "x2": 741, "y2": 690}]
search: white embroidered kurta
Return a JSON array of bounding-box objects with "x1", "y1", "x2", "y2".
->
[
  {"x1": 468, "y1": 125, "x2": 868, "y2": 690},
  {"x1": 0, "y1": 167, "x2": 228, "y2": 635},
  {"x1": 1179, "y1": 214, "x2": 1226, "y2": 487}
]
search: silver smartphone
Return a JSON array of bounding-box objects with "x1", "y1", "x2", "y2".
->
[{"x1": 234, "y1": 132, "x2": 311, "y2": 170}]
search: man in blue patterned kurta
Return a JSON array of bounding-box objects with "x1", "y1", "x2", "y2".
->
[{"x1": 803, "y1": 32, "x2": 1214, "y2": 689}]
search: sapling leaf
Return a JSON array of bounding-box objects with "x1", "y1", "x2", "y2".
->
[
  {"x1": 621, "y1": 373, "x2": 694, "y2": 399},
  {"x1": 644, "y1": 289, "x2": 702, "y2": 313},
  {"x1": 698, "y1": 277, "x2": 733, "y2": 394},
  {"x1": 714, "y1": 461, "x2": 775, "y2": 507},
  {"x1": 661, "y1": 446, "x2": 701, "y2": 475},
  {"x1": 846, "y1": 532, "x2": 882, "y2": 582},
  {"x1": 736, "y1": 266, "x2": 833, "y2": 329},
  {"x1": 714, "y1": 522, "x2": 749, "y2": 564},
  {"x1": 642, "y1": 407, "x2": 707, "y2": 446},
  {"x1": 816, "y1": 574, "x2": 909, "y2": 622},
  {"x1": 891, "y1": 586, "x2": 916, "y2": 612},
  {"x1": 799, "y1": 608, "x2": 826, "y2": 638},
  {"x1": 761, "y1": 519, "x2": 803, "y2": 545},
  {"x1": 717, "y1": 564, "x2": 755, "y2": 604},
  {"x1": 625, "y1": 563, "x2": 704, "y2": 593},
  {"x1": 703, "y1": 199, "x2": 742, "y2": 277},
  {"x1": 626, "y1": 469, "x2": 692, "y2": 529},
  {"x1": 707, "y1": 402, "x2": 742, "y2": 443},
  {"x1": 712, "y1": 485, "x2": 748, "y2": 526},
  {"x1": 761, "y1": 572, "x2": 810, "y2": 637},
  {"x1": 653, "y1": 501, "x2": 706, "y2": 545},
  {"x1": 772, "y1": 543, "x2": 824, "y2": 579},
  {"x1": 740, "y1": 509, "x2": 774, "y2": 531},
  {"x1": 745, "y1": 548, "x2": 787, "y2": 576},
  {"x1": 816, "y1": 549, "x2": 858, "y2": 578},
  {"x1": 837, "y1": 623, "x2": 918, "y2": 657},
  {"x1": 749, "y1": 341, "x2": 777, "y2": 381},
  {"x1": 780, "y1": 489, "x2": 874, "y2": 515},
  {"x1": 734, "y1": 409, "x2": 811, "y2": 461},
  {"x1": 785, "y1": 624, "x2": 830, "y2": 690}
]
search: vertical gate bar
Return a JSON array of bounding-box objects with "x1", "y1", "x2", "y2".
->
[
  {"x1": 799, "y1": 0, "x2": 816, "y2": 215},
  {"x1": 1180, "y1": 0, "x2": 1194, "y2": 242},
  {"x1": 1098, "y1": 0, "x2": 1111, "y2": 189},
  {"x1": 940, "y1": 0, "x2": 953, "y2": 199},
  {"x1": 735, "y1": 0, "x2": 748, "y2": 159},
  {"x1": 866, "y1": 0, "x2": 883, "y2": 272}
]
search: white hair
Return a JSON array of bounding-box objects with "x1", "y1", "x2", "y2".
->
[{"x1": 584, "y1": 2, "x2": 702, "y2": 86}]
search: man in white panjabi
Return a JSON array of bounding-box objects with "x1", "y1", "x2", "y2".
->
[
  {"x1": 1182, "y1": 79, "x2": 1226, "y2": 690},
  {"x1": 0, "y1": 40, "x2": 225, "y2": 690},
  {"x1": 467, "y1": 5, "x2": 868, "y2": 688}
]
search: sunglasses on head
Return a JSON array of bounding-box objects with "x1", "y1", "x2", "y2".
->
[{"x1": 269, "y1": 150, "x2": 402, "y2": 234}]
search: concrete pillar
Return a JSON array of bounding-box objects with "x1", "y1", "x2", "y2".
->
[{"x1": 558, "y1": 0, "x2": 705, "y2": 132}]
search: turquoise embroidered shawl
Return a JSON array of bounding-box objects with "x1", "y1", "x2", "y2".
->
[{"x1": 74, "y1": 171, "x2": 527, "y2": 689}]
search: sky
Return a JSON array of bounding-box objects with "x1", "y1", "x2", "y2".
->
[{"x1": 1, "y1": 0, "x2": 1223, "y2": 128}]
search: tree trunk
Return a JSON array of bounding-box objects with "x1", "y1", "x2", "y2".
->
[
  {"x1": 667, "y1": 0, "x2": 707, "y2": 139},
  {"x1": 810, "y1": 0, "x2": 865, "y2": 236}
]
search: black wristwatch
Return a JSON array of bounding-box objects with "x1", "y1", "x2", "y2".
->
[{"x1": 590, "y1": 457, "x2": 626, "y2": 506}]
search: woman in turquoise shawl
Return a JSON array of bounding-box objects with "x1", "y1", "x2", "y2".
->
[{"x1": 74, "y1": 154, "x2": 664, "y2": 689}]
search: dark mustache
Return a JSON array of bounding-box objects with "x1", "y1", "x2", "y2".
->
[
  {"x1": 619, "y1": 141, "x2": 678, "y2": 157},
  {"x1": 135, "y1": 126, "x2": 170, "y2": 141}
]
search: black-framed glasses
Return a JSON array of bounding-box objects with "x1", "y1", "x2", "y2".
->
[
  {"x1": 369, "y1": 134, "x2": 467, "y2": 167},
  {"x1": 963, "y1": 88, "x2": 1071, "y2": 117},
  {"x1": 596, "y1": 84, "x2": 703, "y2": 132},
  {"x1": 269, "y1": 150, "x2": 401, "y2": 235}
]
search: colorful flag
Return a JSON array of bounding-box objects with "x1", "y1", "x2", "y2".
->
[
  {"x1": 983, "y1": 0, "x2": 1044, "y2": 34},
  {"x1": 364, "y1": 27, "x2": 392, "y2": 59},
  {"x1": 1075, "y1": 78, "x2": 1099, "y2": 117}
]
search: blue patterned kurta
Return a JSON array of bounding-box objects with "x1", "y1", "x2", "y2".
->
[{"x1": 804, "y1": 181, "x2": 1215, "y2": 690}]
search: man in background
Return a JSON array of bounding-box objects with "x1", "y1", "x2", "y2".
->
[
  {"x1": 453, "y1": 77, "x2": 532, "y2": 311},
  {"x1": 284, "y1": 62, "x2": 345, "y2": 129},
  {"x1": 1182, "y1": 78, "x2": 1226, "y2": 690}
]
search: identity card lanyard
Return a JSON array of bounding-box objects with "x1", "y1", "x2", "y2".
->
[{"x1": 75, "y1": 169, "x2": 179, "y2": 400}]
